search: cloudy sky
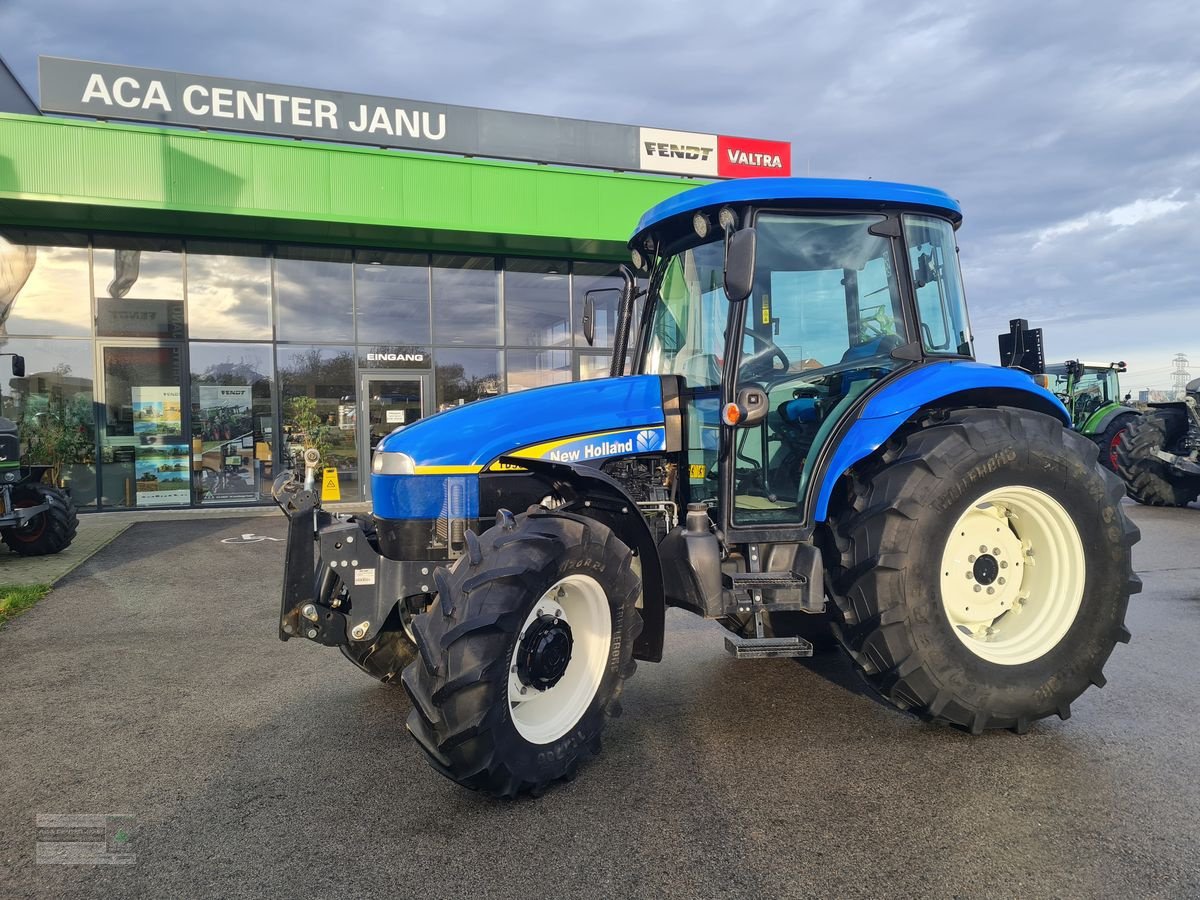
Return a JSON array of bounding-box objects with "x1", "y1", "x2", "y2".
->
[{"x1": 2, "y1": 0, "x2": 1196, "y2": 390}]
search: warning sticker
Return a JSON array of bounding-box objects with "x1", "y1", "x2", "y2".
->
[
  {"x1": 688, "y1": 464, "x2": 707, "y2": 480},
  {"x1": 354, "y1": 568, "x2": 376, "y2": 586}
]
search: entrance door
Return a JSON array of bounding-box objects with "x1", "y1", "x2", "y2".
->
[
  {"x1": 97, "y1": 343, "x2": 188, "y2": 509},
  {"x1": 359, "y1": 373, "x2": 430, "y2": 497}
]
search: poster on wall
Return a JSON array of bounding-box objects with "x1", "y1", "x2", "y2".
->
[
  {"x1": 131, "y1": 386, "x2": 190, "y2": 507},
  {"x1": 194, "y1": 386, "x2": 257, "y2": 501}
]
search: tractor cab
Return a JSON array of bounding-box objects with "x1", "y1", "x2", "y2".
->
[
  {"x1": 1043, "y1": 360, "x2": 1127, "y2": 430},
  {"x1": 624, "y1": 179, "x2": 974, "y2": 534}
]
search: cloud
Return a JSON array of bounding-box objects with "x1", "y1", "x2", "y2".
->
[{"x1": 0, "y1": 0, "x2": 1196, "y2": 388}]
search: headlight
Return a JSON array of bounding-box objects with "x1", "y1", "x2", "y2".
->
[{"x1": 373, "y1": 451, "x2": 416, "y2": 475}]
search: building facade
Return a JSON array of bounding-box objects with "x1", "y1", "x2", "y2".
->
[{"x1": 0, "y1": 111, "x2": 700, "y2": 509}]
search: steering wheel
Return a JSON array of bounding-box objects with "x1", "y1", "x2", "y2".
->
[{"x1": 741, "y1": 331, "x2": 790, "y2": 379}]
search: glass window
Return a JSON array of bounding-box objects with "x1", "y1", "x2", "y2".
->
[
  {"x1": 905, "y1": 215, "x2": 973, "y2": 356},
  {"x1": 100, "y1": 345, "x2": 187, "y2": 509},
  {"x1": 189, "y1": 343, "x2": 275, "y2": 505},
  {"x1": 0, "y1": 231, "x2": 91, "y2": 336},
  {"x1": 186, "y1": 241, "x2": 272, "y2": 340},
  {"x1": 572, "y1": 262, "x2": 623, "y2": 348},
  {"x1": 274, "y1": 247, "x2": 353, "y2": 343},
  {"x1": 431, "y1": 255, "x2": 499, "y2": 345},
  {"x1": 504, "y1": 259, "x2": 569, "y2": 347},
  {"x1": 93, "y1": 237, "x2": 185, "y2": 339},
  {"x1": 0, "y1": 339, "x2": 97, "y2": 508},
  {"x1": 644, "y1": 241, "x2": 728, "y2": 389},
  {"x1": 355, "y1": 250, "x2": 430, "y2": 346},
  {"x1": 434, "y1": 348, "x2": 502, "y2": 411},
  {"x1": 277, "y1": 345, "x2": 358, "y2": 495},
  {"x1": 507, "y1": 349, "x2": 570, "y2": 392},
  {"x1": 576, "y1": 352, "x2": 613, "y2": 381}
]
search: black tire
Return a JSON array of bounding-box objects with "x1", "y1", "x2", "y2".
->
[
  {"x1": 1095, "y1": 412, "x2": 1139, "y2": 474},
  {"x1": 402, "y1": 508, "x2": 642, "y2": 797},
  {"x1": 325, "y1": 515, "x2": 418, "y2": 683},
  {"x1": 1116, "y1": 408, "x2": 1200, "y2": 506},
  {"x1": 1, "y1": 482, "x2": 78, "y2": 556},
  {"x1": 829, "y1": 407, "x2": 1138, "y2": 734}
]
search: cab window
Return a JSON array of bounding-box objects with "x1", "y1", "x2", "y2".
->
[{"x1": 905, "y1": 215, "x2": 973, "y2": 356}]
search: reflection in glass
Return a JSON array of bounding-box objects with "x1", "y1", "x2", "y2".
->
[
  {"x1": 432, "y1": 256, "x2": 499, "y2": 345},
  {"x1": 434, "y1": 348, "x2": 502, "y2": 411},
  {"x1": 504, "y1": 259, "x2": 569, "y2": 347},
  {"x1": 277, "y1": 345, "x2": 358, "y2": 495},
  {"x1": 576, "y1": 352, "x2": 614, "y2": 381},
  {"x1": 356, "y1": 251, "x2": 430, "y2": 346},
  {"x1": 189, "y1": 343, "x2": 275, "y2": 504},
  {"x1": 275, "y1": 247, "x2": 353, "y2": 342},
  {"x1": 101, "y1": 345, "x2": 186, "y2": 509},
  {"x1": 0, "y1": 338, "x2": 97, "y2": 507},
  {"x1": 507, "y1": 349, "x2": 570, "y2": 392},
  {"x1": 0, "y1": 232, "x2": 91, "y2": 337},
  {"x1": 186, "y1": 242, "x2": 272, "y2": 340},
  {"x1": 93, "y1": 237, "x2": 185, "y2": 339},
  {"x1": 572, "y1": 262, "x2": 623, "y2": 348}
]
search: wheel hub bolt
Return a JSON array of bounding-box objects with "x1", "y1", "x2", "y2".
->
[
  {"x1": 974, "y1": 584, "x2": 982, "y2": 592},
  {"x1": 1000, "y1": 561, "x2": 1008, "y2": 569},
  {"x1": 987, "y1": 587, "x2": 995, "y2": 595},
  {"x1": 992, "y1": 547, "x2": 1001, "y2": 555},
  {"x1": 979, "y1": 545, "x2": 987, "y2": 553},
  {"x1": 968, "y1": 554, "x2": 976, "y2": 563}
]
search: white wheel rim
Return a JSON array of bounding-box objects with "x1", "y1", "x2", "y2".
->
[
  {"x1": 939, "y1": 485, "x2": 1085, "y2": 666},
  {"x1": 508, "y1": 574, "x2": 612, "y2": 745}
]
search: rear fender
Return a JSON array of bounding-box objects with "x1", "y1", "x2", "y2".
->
[
  {"x1": 813, "y1": 362, "x2": 1071, "y2": 521},
  {"x1": 488, "y1": 456, "x2": 666, "y2": 663}
]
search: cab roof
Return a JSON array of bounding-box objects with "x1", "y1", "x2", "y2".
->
[{"x1": 631, "y1": 177, "x2": 962, "y2": 244}]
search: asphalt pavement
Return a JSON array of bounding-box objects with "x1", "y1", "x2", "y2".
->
[{"x1": 1, "y1": 501, "x2": 1198, "y2": 899}]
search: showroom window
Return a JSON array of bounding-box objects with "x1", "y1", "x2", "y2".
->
[
  {"x1": 505, "y1": 258, "x2": 569, "y2": 348},
  {"x1": 189, "y1": 342, "x2": 276, "y2": 505},
  {"x1": 355, "y1": 250, "x2": 431, "y2": 347},
  {"x1": 93, "y1": 237, "x2": 185, "y2": 339},
  {"x1": 277, "y1": 344, "x2": 358, "y2": 494},
  {"x1": 274, "y1": 247, "x2": 354, "y2": 343},
  {"x1": 434, "y1": 347, "x2": 502, "y2": 411},
  {"x1": 0, "y1": 231, "x2": 92, "y2": 337},
  {"x1": 432, "y1": 255, "x2": 500, "y2": 346},
  {"x1": 186, "y1": 242, "x2": 272, "y2": 340}
]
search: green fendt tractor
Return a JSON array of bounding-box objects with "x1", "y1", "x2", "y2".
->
[
  {"x1": 0, "y1": 353, "x2": 79, "y2": 556},
  {"x1": 1043, "y1": 360, "x2": 1140, "y2": 472},
  {"x1": 1116, "y1": 377, "x2": 1200, "y2": 507},
  {"x1": 275, "y1": 178, "x2": 1140, "y2": 797}
]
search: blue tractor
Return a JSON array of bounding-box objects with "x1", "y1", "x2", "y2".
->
[{"x1": 275, "y1": 178, "x2": 1139, "y2": 796}]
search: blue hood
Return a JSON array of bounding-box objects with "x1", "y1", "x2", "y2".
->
[{"x1": 376, "y1": 374, "x2": 667, "y2": 471}]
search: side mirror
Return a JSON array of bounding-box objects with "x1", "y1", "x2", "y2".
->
[
  {"x1": 10, "y1": 355, "x2": 24, "y2": 378},
  {"x1": 723, "y1": 227, "x2": 756, "y2": 303},
  {"x1": 581, "y1": 292, "x2": 597, "y2": 347}
]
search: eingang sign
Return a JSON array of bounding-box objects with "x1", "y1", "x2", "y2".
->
[{"x1": 37, "y1": 57, "x2": 791, "y2": 179}]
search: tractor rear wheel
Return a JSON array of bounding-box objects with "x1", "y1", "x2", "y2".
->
[
  {"x1": 830, "y1": 407, "x2": 1138, "y2": 733},
  {"x1": 1116, "y1": 408, "x2": 1200, "y2": 506},
  {"x1": 1096, "y1": 412, "x2": 1138, "y2": 474},
  {"x1": 1, "y1": 482, "x2": 78, "y2": 557},
  {"x1": 402, "y1": 509, "x2": 642, "y2": 797}
]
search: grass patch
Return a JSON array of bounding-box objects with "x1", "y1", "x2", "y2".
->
[{"x1": 0, "y1": 583, "x2": 52, "y2": 627}]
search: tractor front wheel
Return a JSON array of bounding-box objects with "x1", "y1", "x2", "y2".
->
[
  {"x1": 1096, "y1": 412, "x2": 1139, "y2": 474},
  {"x1": 402, "y1": 509, "x2": 642, "y2": 797},
  {"x1": 830, "y1": 407, "x2": 1138, "y2": 733},
  {"x1": 1, "y1": 482, "x2": 78, "y2": 557}
]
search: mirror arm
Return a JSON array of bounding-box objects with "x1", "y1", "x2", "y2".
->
[{"x1": 609, "y1": 264, "x2": 639, "y2": 378}]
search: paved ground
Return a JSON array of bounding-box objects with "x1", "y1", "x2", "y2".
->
[{"x1": 1, "y1": 501, "x2": 1198, "y2": 899}]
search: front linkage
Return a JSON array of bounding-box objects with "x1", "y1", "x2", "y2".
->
[{"x1": 274, "y1": 468, "x2": 429, "y2": 650}]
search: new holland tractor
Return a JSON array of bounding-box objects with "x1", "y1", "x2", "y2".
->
[{"x1": 274, "y1": 178, "x2": 1139, "y2": 797}]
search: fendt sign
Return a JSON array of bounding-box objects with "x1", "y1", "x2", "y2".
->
[{"x1": 38, "y1": 57, "x2": 791, "y2": 179}]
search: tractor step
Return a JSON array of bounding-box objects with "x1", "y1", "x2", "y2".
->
[
  {"x1": 724, "y1": 572, "x2": 810, "y2": 590},
  {"x1": 724, "y1": 634, "x2": 814, "y2": 659}
]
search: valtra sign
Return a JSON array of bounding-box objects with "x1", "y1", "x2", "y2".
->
[
  {"x1": 38, "y1": 57, "x2": 791, "y2": 179},
  {"x1": 638, "y1": 128, "x2": 792, "y2": 178}
]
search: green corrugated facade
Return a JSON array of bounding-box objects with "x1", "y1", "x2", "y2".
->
[{"x1": 0, "y1": 113, "x2": 696, "y2": 257}]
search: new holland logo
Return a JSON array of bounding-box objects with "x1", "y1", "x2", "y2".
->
[{"x1": 636, "y1": 429, "x2": 663, "y2": 453}]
